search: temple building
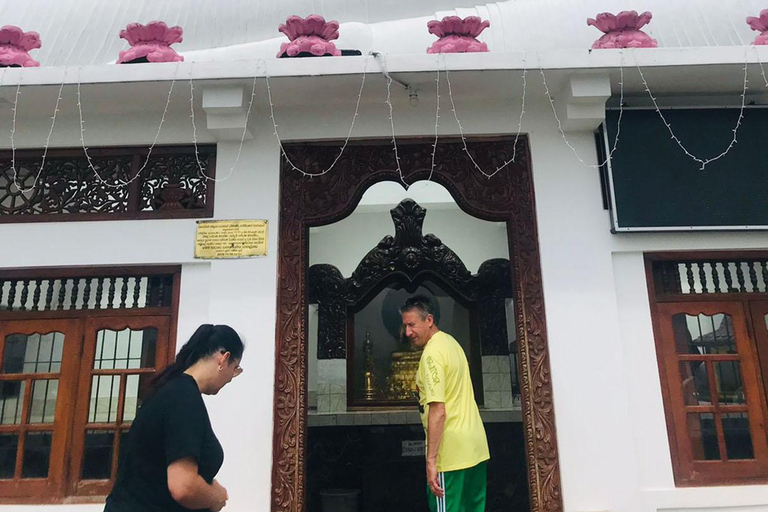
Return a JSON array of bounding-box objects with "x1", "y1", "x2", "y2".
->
[{"x1": 1, "y1": 1, "x2": 768, "y2": 512}]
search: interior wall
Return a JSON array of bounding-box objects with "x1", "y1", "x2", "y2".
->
[
  {"x1": 307, "y1": 184, "x2": 506, "y2": 406},
  {"x1": 349, "y1": 283, "x2": 471, "y2": 400},
  {"x1": 309, "y1": 203, "x2": 510, "y2": 277}
]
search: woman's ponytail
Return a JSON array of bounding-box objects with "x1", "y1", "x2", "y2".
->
[{"x1": 146, "y1": 324, "x2": 237, "y2": 395}]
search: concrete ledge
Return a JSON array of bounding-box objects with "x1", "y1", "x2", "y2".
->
[
  {"x1": 307, "y1": 407, "x2": 522, "y2": 427},
  {"x1": 2, "y1": 46, "x2": 767, "y2": 87}
]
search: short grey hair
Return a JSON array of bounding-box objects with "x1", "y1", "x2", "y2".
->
[{"x1": 399, "y1": 295, "x2": 436, "y2": 321}]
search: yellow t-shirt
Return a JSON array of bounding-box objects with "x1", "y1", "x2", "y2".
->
[{"x1": 415, "y1": 330, "x2": 490, "y2": 472}]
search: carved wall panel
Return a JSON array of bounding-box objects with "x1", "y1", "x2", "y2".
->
[
  {"x1": 0, "y1": 146, "x2": 215, "y2": 222},
  {"x1": 273, "y1": 138, "x2": 562, "y2": 512}
]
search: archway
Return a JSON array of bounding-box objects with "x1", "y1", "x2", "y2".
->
[{"x1": 272, "y1": 137, "x2": 562, "y2": 512}]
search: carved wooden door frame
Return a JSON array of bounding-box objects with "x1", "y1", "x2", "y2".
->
[{"x1": 272, "y1": 137, "x2": 563, "y2": 512}]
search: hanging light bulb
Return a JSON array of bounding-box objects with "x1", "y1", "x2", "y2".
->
[{"x1": 408, "y1": 87, "x2": 419, "y2": 107}]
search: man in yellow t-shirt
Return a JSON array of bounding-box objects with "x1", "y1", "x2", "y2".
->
[{"x1": 401, "y1": 295, "x2": 490, "y2": 512}]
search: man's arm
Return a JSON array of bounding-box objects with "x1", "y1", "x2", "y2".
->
[{"x1": 426, "y1": 401, "x2": 446, "y2": 498}]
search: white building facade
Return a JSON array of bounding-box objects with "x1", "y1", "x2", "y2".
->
[{"x1": 1, "y1": 1, "x2": 768, "y2": 512}]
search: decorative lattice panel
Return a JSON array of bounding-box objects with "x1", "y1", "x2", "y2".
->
[{"x1": 0, "y1": 146, "x2": 215, "y2": 222}]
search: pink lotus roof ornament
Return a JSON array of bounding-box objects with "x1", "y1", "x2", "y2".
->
[
  {"x1": 427, "y1": 16, "x2": 490, "y2": 54},
  {"x1": 587, "y1": 10, "x2": 658, "y2": 49},
  {"x1": 117, "y1": 21, "x2": 184, "y2": 64},
  {"x1": 0, "y1": 25, "x2": 41, "y2": 67},
  {"x1": 747, "y1": 9, "x2": 768, "y2": 45},
  {"x1": 277, "y1": 15, "x2": 341, "y2": 57}
]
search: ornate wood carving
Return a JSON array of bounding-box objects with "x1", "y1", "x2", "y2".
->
[
  {"x1": 307, "y1": 264, "x2": 347, "y2": 359},
  {"x1": 477, "y1": 258, "x2": 515, "y2": 356},
  {"x1": 273, "y1": 137, "x2": 563, "y2": 512},
  {"x1": 0, "y1": 146, "x2": 215, "y2": 222},
  {"x1": 308, "y1": 198, "x2": 511, "y2": 359},
  {"x1": 140, "y1": 153, "x2": 211, "y2": 211}
]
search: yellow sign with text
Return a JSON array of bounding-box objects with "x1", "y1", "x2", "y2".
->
[{"x1": 195, "y1": 220, "x2": 268, "y2": 259}]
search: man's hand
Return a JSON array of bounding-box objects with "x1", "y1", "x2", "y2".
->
[
  {"x1": 210, "y1": 479, "x2": 228, "y2": 511},
  {"x1": 426, "y1": 458, "x2": 444, "y2": 497}
]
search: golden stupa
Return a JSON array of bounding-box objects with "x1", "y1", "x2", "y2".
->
[{"x1": 385, "y1": 349, "x2": 423, "y2": 401}]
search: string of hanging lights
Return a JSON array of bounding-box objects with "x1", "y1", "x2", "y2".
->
[{"x1": 2, "y1": 10, "x2": 766, "y2": 191}]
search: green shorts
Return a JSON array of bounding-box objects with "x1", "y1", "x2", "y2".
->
[{"x1": 427, "y1": 461, "x2": 487, "y2": 512}]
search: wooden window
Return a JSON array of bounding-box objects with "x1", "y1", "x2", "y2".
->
[
  {"x1": 647, "y1": 252, "x2": 768, "y2": 486},
  {"x1": 0, "y1": 146, "x2": 216, "y2": 223},
  {"x1": 0, "y1": 267, "x2": 179, "y2": 503}
]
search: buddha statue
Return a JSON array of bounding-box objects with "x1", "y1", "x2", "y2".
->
[{"x1": 384, "y1": 324, "x2": 422, "y2": 401}]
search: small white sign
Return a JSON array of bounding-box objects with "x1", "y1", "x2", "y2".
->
[{"x1": 401, "y1": 440, "x2": 426, "y2": 457}]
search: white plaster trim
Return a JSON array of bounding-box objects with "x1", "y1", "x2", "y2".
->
[{"x1": 3, "y1": 47, "x2": 768, "y2": 87}]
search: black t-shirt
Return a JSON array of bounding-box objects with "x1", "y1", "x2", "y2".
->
[{"x1": 104, "y1": 374, "x2": 224, "y2": 512}]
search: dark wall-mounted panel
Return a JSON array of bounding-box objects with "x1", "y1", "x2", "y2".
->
[{"x1": 604, "y1": 108, "x2": 768, "y2": 231}]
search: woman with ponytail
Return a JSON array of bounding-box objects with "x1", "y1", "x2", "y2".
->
[{"x1": 104, "y1": 324, "x2": 244, "y2": 512}]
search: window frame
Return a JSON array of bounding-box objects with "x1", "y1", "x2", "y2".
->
[
  {"x1": 69, "y1": 315, "x2": 172, "y2": 498},
  {"x1": 0, "y1": 318, "x2": 83, "y2": 500},
  {"x1": 0, "y1": 266, "x2": 180, "y2": 504},
  {"x1": 646, "y1": 251, "x2": 768, "y2": 486}
]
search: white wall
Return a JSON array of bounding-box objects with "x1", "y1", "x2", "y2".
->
[
  {"x1": 3, "y1": 62, "x2": 768, "y2": 512},
  {"x1": 290, "y1": 80, "x2": 768, "y2": 512},
  {"x1": 0, "y1": 107, "x2": 280, "y2": 511},
  {"x1": 523, "y1": 101, "x2": 768, "y2": 512}
]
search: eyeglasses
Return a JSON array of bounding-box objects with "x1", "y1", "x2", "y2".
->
[{"x1": 220, "y1": 350, "x2": 244, "y2": 377}]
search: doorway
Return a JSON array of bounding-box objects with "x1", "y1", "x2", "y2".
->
[{"x1": 271, "y1": 138, "x2": 563, "y2": 512}]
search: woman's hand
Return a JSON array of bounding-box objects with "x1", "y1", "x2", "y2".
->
[{"x1": 210, "y1": 479, "x2": 229, "y2": 511}]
